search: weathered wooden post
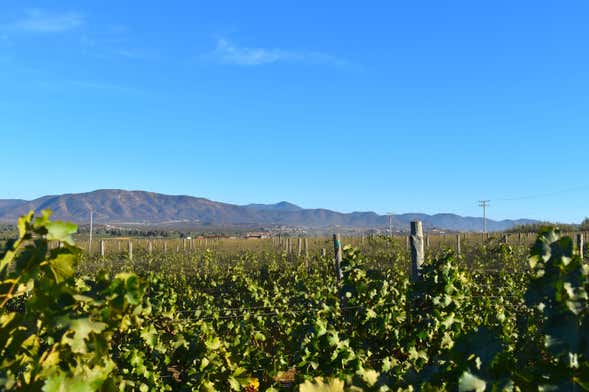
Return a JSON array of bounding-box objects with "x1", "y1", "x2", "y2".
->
[
  {"x1": 148, "y1": 240, "x2": 153, "y2": 255},
  {"x1": 426, "y1": 235, "x2": 430, "y2": 249},
  {"x1": 163, "y1": 241, "x2": 167, "y2": 253},
  {"x1": 100, "y1": 240, "x2": 105, "y2": 258},
  {"x1": 456, "y1": 234, "x2": 461, "y2": 258},
  {"x1": 577, "y1": 233, "x2": 584, "y2": 258},
  {"x1": 321, "y1": 248, "x2": 326, "y2": 257},
  {"x1": 410, "y1": 221, "x2": 424, "y2": 281},
  {"x1": 304, "y1": 238, "x2": 309, "y2": 269},
  {"x1": 297, "y1": 238, "x2": 302, "y2": 257},
  {"x1": 128, "y1": 240, "x2": 133, "y2": 261},
  {"x1": 333, "y1": 234, "x2": 343, "y2": 282}
]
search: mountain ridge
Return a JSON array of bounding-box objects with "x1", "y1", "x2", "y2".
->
[{"x1": 0, "y1": 189, "x2": 537, "y2": 232}]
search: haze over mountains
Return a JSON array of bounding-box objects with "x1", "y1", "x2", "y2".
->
[{"x1": 0, "y1": 190, "x2": 537, "y2": 232}]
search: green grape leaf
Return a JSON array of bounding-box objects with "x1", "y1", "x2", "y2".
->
[
  {"x1": 17, "y1": 211, "x2": 34, "y2": 239},
  {"x1": 45, "y1": 220, "x2": 78, "y2": 245},
  {"x1": 458, "y1": 371, "x2": 486, "y2": 392},
  {"x1": 47, "y1": 251, "x2": 78, "y2": 283},
  {"x1": 299, "y1": 377, "x2": 345, "y2": 392},
  {"x1": 61, "y1": 318, "x2": 108, "y2": 354},
  {"x1": 43, "y1": 376, "x2": 94, "y2": 392}
]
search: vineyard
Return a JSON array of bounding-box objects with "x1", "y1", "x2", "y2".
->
[{"x1": 1, "y1": 210, "x2": 589, "y2": 391}]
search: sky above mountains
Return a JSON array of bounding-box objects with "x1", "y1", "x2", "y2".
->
[{"x1": 1, "y1": 1, "x2": 588, "y2": 222}]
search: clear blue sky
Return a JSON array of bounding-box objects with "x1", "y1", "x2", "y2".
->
[{"x1": 1, "y1": 1, "x2": 588, "y2": 222}]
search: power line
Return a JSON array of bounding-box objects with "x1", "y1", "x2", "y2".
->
[{"x1": 493, "y1": 185, "x2": 589, "y2": 202}]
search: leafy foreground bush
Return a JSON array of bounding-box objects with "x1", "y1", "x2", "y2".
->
[
  {"x1": 0, "y1": 211, "x2": 152, "y2": 390},
  {"x1": 1, "y1": 211, "x2": 589, "y2": 391}
]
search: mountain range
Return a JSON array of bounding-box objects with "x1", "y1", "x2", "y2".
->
[{"x1": 0, "y1": 189, "x2": 537, "y2": 232}]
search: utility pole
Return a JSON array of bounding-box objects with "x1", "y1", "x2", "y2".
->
[
  {"x1": 478, "y1": 200, "x2": 490, "y2": 237},
  {"x1": 387, "y1": 212, "x2": 394, "y2": 236},
  {"x1": 89, "y1": 209, "x2": 93, "y2": 253}
]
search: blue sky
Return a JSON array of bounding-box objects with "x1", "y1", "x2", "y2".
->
[{"x1": 1, "y1": 1, "x2": 588, "y2": 222}]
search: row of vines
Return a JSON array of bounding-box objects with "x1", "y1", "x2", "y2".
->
[{"x1": 1, "y1": 210, "x2": 589, "y2": 391}]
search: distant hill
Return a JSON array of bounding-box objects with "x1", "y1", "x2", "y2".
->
[
  {"x1": 0, "y1": 199, "x2": 27, "y2": 210},
  {"x1": 0, "y1": 189, "x2": 537, "y2": 232},
  {"x1": 244, "y1": 201, "x2": 303, "y2": 212}
]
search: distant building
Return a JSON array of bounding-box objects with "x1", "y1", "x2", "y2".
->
[{"x1": 244, "y1": 232, "x2": 271, "y2": 239}]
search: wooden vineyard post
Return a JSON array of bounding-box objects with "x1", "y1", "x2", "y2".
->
[
  {"x1": 456, "y1": 234, "x2": 461, "y2": 258},
  {"x1": 163, "y1": 241, "x2": 167, "y2": 253},
  {"x1": 577, "y1": 233, "x2": 584, "y2": 259},
  {"x1": 333, "y1": 234, "x2": 343, "y2": 282},
  {"x1": 100, "y1": 240, "x2": 105, "y2": 258},
  {"x1": 425, "y1": 235, "x2": 430, "y2": 249},
  {"x1": 128, "y1": 240, "x2": 133, "y2": 261},
  {"x1": 148, "y1": 240, "x2": 153, "y2": 255},
  {"x1": 321, "y1": 248, "x2": 326, "y2": 258},
  {"x1": 304, "y1": 238, "x2": 309, "y2": 269},
  {"x1": 406, "y1": 236, "x2": 410, "y2": 251},
  {"x1": 410, "y1": 221, "x2": 424, "y2": 281},
  {"x1": 298, "y1": 238, "x2": 302, "y2": 257}
]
